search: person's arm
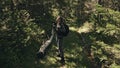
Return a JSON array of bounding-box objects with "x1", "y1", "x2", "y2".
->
[{"x1": 52, "y1": 22, "x2": 57, "y2": 33}]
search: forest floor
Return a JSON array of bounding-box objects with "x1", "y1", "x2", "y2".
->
[
  {"x1": 33, "y1": 22, "x2": 120, "y2": 68},
  {"x1": 34, "y1": 22, "x2": 91, "y2": 68}
]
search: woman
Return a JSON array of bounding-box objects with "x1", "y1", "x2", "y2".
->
[{"x1": 55, "y1": 16, "x2": 65, "y2": 64}]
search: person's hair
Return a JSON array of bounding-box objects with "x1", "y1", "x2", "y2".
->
[{"x1": 56, "y1": 16, "x2": 64, "y2": 24}]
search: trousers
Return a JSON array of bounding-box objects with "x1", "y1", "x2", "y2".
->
[{"x1": 56, "y1": 35, "x2": 64, "y2": 60}]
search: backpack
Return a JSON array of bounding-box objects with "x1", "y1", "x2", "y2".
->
[{"x1": 56, "y1": 23, "x2": 69, "y2": 37}]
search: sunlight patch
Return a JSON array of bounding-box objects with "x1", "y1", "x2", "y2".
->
[
  {"x1": 47, "y1": 56, "x2": 56, "y2": 64},
  {"x1": 69, "y1": 27, "x2": 77, "y2": 31},
  {"x1": 77, "y1": 22, "x2": 93, "y2": 33}
]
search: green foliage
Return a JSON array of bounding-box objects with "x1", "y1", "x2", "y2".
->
[
  {"x1": 92, "y1": 6, "x2": 120, "y2": 43},
  {"x1": 0, "y1": 3, "x2": 43, "y2": 68},
  {"x1": 88, "y1": 4, "x2": 120, "y2": 67}
]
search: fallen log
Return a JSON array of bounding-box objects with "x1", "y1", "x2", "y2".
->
[{"x1": 37, "y1": 28, "x2": 55, "y2": 59}]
